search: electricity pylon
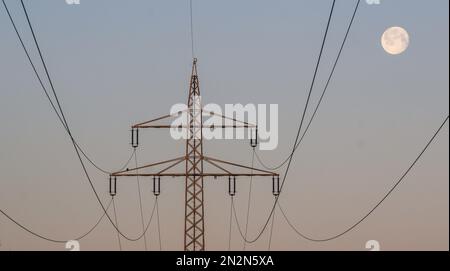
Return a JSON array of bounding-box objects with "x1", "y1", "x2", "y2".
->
[{"x1": 110, "y1": 58, "x2": 279, "y2": 251}]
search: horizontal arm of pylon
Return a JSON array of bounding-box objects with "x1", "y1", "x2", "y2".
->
[
  {"x1": 111, "y1": 156, "x2": 185, "y2": 176},
  {"x1": 110, "y1": 158, "x2": 278, "y2": 177},
  {"x1": 111, "y1": 156, "x2": 278, "y2": 177},
  {"x1": 110, "y1": 173, "x2": 277, "y2": 177},
  {"x1": 132, "y1": 109, "x2": 257, "y2": 129},
  {"x1": 130, "y1": 125, "x2": 254, "y2": 129}
]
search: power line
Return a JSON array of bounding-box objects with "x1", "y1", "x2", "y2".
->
[
  {"x1": 80, "y1": 147, "x2": 136, "y2": 175},
  {"x1": 268, "y1": 207, "x2": 276, "y2": 251},
  {"x1": 156, "y1": 198, "x2": 162, "y2": 251},
  {"x1": 189, "y1": 0, "x2": 195, "y2": 58},
  {"x1": 16, "y1": 0, "x2": 152, "y2": 242},
  {"x1": 238, "y1": 0, "x2": 338, "y2": 244},
  {"x1": 19, "y1": 0, "x2": 70, "y2": 133},
  {"x1": 1, "y1": 0, "x2": 60, "y2": 128},
  {"x1": 0, "y1": 184, "x2": 158, "y2": 245},
  {"x1": 4, "y1": 0, "x2": 191, "y2": 248},
  {"x1": 143, "y1": 197, "x2": 159, "y2": 243},
  {"x1": 3, "y1": 0, "x2": 445, "y2": 251},
  {"x1": 277, "y1": 115, "x2": 449, "y2": 242},
  {"x1": 112, "y1": 197, "x2": 123, "y2": 250},
  {"x1": 0, "y1": 199, "x2": 113, "y2": 244},
  {"x1": 228, "y1": 197, "x2": 233, "y2": 251},
  {"x1": 231, "y1": 197, "x2": 251, "y2": 246},
  {"x1": 243, "y1": 151, "x2": 255, "y2": 250},
  {"x1": 135, "y1": 150, "x2": 148, "y2": 250},
  {"x1": 255, "y1": 0, "x2": 361, "y2": 171},
  {"x1": 1, "y1": 0, "x2": 135, "y2": 176},
  {"x1": 2, "y1": 0, "x2": 156, "y2": 243}
]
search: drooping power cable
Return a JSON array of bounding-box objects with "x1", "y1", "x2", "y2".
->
[
  {"x1": 268, "y1": 207, "x2": 276, "y2": 251},
  {"x1": 277, "y1": 116, "x2": 449, "y2": 242},
  {"x1": 228, "y1": 197, "x2": 233, "y2": 251},
  {"x1": 237, "y1": 0, "x2": 338, "y2": 244},
  {"x1": 189, "y1": 0, "x2": 195, "y2": 59},
  {"x1": 243, "y1": 150, "x2": 255, "y2": 250},
  {"x1": 156, "y1": 198, "x2": 162, "y2": 251},
  {"x1": 135, "y1": 150, "x2": 148, "y2": 250},
  {"x1": 0, "y1": 199, "x2": 113, "y2": 243},
  {"x1": 16, "y1": 0, "x2": 150, "y2": 242},
  {"x1": 255, "y1": 0, "x2": 361, "y2": 171},
  {"x1": 112, "y1": 197, "x2": 123, "y2": 250},
  {"x1": 1, "y1": 0, "x2": 136, "y2": 176}
]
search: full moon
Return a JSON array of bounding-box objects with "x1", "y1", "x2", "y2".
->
[{"x1": 381, "y1": 26, "x2": 409, "y2": 55}]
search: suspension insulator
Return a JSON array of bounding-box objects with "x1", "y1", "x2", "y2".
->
[
  {"x1": 272, "y1": 176, "x2": 280, "y2": 196},
  {"x1": 228, "y1": 176, "x2": 236, "y2": 196},
  {"x1": 153, "y1": 176, "x2": 161, "y2": 196},
  {"x1": 250, "y1": 128, "x2": 258, "y2": 148},
  {"x1": 109, "y1": 176, "x2": 117, "y2": 197},
  {"x1": 131, "y1": 128, "x2": 139, "y2": 148}
]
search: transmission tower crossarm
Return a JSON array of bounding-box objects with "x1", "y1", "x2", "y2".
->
[
  {"x1": 111, "y1": 155, "x2": 278, "y2": 177},
  {"x1": 132, "y1": 107, "x2": 257, "y2": 130},
  {"x1": 132, "y1": 125, "x2": 254, "y2": 129},
  {"x1": 111, "y1": 156, "x2": 185, "y2": 176},
  {"x1": 133, "y1": 112, "x2": 256, "y2": 129},
  {"x1": 110, "y1": 155, "x2": 278, "y2": 177},
  {"x1": 109, "y1": 173, "x2": 277, "y2": 177}
]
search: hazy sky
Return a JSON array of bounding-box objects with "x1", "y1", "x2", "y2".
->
[{"x1": 0, "y1": 0, "x2": 448, "y2": 251}]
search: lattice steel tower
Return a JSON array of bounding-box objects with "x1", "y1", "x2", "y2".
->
[
  {"x1": 111, "y1": 59, "x2": 279, "y2": 251},
  {"x1": 184, "y1": 58, "x2": 205, "y2": 250}
]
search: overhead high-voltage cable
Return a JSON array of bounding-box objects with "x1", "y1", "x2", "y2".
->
[
  {"x1": 227, "y1": 197, "x2": 233, "y2": 251},
  {"x1": 135, "y1": 150, "x2": 148, "y2": 250},
  {"x1": 236, "y1": 0, "x2": 338, "y2": 244},
  {"x1": 13, "y1": 0, "x2": 154, "y2": 241},
  {"x1": 0, "y1": 199, "x2": 113, "y2": 243},
  {"x1": 189, "y1": 0, "x2": 195, "y2": 59},
  {"x1": 243, "y1": 151, "x2": 255, "y2": 250},
  {"x1": 156, "y1": 199, "x2": 162, "y2": 251},
  {"x1": 112, "y1": 197, "x2": 123, "y2": 250},
  {"x1": 277, "y1": 115, "x2": 449, "y2": 242},
  {"x1": 1, "y1": 0, "x2": 135, "y2": 176},
  {"x1": 267, "y1": 207, "x2": 276, "y2": 251},
  {"x1": 255, "y1": 0, "x2": 361, "y2": 171}
]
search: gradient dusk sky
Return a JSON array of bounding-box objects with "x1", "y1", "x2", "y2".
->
[{"x1": 0, "y1": 0, "x2": 448, "y2": 251}]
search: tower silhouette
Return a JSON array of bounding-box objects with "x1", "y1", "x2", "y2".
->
[{"x1": 111, "y1": 59, "x2": 279, "y2": 251}]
